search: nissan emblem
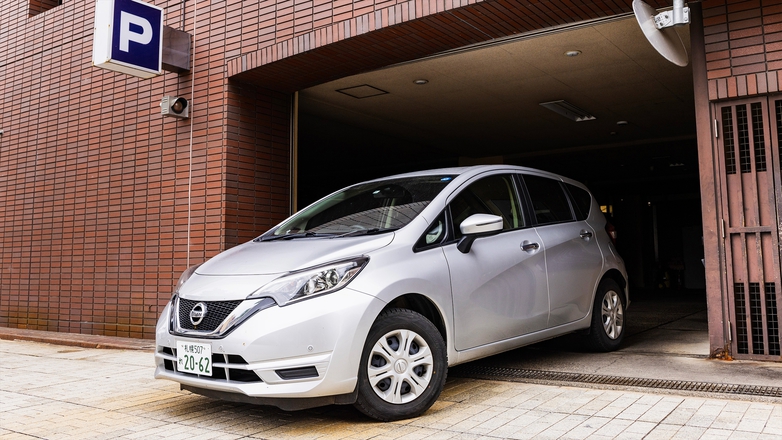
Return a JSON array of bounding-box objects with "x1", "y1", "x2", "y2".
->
[{"x1": 190, "y1": 302, "x2": 207, "y2": 326}]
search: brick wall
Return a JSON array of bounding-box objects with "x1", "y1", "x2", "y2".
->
[
  {"x1": 704, "y1": 0, "x2": 782, "y2": 99},
  {"x1": 224, "y1": 81, "x2": 291, "y2": 248},
  {"x1": 0, "y1": 0, "x2": 699, "y2": 338},
  {"x1": 0, "y1": 0, "x2": 290, "y2": 338},
  {"x1": 28, "y1": 0, "x2": 58, "y2": 16}
]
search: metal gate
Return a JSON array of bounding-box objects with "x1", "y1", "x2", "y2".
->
[{"x1": 715, "y1": 98, "x2": 782, "y2": 360}]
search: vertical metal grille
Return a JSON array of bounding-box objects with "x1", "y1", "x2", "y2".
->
[
  {"x1": 718, "y1": 99, "x2": 782, "y2": 361},
  {"x1": 722, "y1": 106, "x2": 736, "y2": 175},
  {"x1": 767, "y1": 283, "x2": 780, "y2": 356},
  {"x1": 737, "y1": 105, "x2": 752, "y2": 173},
  {"x1": 750, "y1": 103, "x2": 767, "y2": 172},
  {"x1": 749, "y1": 283, "x2": 765, "y2": 354},
  {"x1": 735, "y1": 283, "x2": 749, "y2": 354}
]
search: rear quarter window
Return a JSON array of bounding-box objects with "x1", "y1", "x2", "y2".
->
[
  {"x1": 522, "y1": 174, "x2": 574, "y2": 225},
  {"x1": 565, "y1": 183, "x2": 592, "y2": 221}
]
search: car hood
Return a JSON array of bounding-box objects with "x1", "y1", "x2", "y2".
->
[
  {"x1": 178, "y1": 234, "x2": 395, "y2": 301},
  {"x1": 196, "y1": 233, "x2": 395, "y2": 276}
]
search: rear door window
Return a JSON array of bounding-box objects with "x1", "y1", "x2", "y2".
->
[{"x1": 522, "y1": 174, "x2": 574, "y2": 225}]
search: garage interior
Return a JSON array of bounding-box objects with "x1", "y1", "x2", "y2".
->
[
  {"x1": 288, "y1": 14, "x2": 724, "y2": 380},
  {"x1": 297, "y1": 14, "x2": 704, "y2": 294}
]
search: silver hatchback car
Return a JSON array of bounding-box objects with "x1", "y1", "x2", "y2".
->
[{"x1": 155, "y1": 165, "x2": 628, "y2": 421}]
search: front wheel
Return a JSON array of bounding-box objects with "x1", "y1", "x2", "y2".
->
[
  {"x1": 585, "y1": 279, "x2": 626, "y2": 352},
  {"x1": 354, "y1": 308, "x2": 447, "y2": 421}
]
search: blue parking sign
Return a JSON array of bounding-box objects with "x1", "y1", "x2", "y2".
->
[{"x1": 93, "y1": 0, "x2": 163, "y2": 78}]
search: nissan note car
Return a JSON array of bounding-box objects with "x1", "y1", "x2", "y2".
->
[{"x1": 155, "y1": 165, "x2": 628, "y2": 421}]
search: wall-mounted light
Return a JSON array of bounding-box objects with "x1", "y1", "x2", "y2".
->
[{"x1": 161, "y1": 96, "x2": 189, "y2": 118}]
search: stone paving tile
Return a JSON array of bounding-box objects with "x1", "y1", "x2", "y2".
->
[
  {"x1": 724, "y1": 402, "x2": 752, "y2": 413},
  {"x1": 736, "y1": 417, "x2": 768, "y2": 434},
  {"x1": 3, "y1": 339, "x2": 782, "y2": 440},
  {"x1": 663, "y1": 406, "x2": 697, "y2": 425},
  {"x1": 672, "y1": 425, "x2": 708, "y2": 439},
  {"x1": 560, "y1": 416, "x2": 612, "y2": 439},
  {"x1": 700, "y1": 428, "x2": 734, "y2": 440},
  {"x1": 643, "y1": 423, "x2": 681, "y2": 440},
  {"x1": 534, "y1": 414, "x2": 589, "y2": 439},
  {"x1": 590, "y1": 418, "x2": 633, "y2": 437},
  {"x1": 728, "y1": 432, "x2": 761, "y2": 440},
  {"x1": 572, "y1": 393, "x2": 617, "y2": 417}
]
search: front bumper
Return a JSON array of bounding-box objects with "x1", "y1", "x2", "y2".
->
[{"x1": 154, "y1": 287, "x2": 384, "y2": 405}]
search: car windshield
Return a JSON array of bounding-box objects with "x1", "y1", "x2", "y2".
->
[{"x1": 263, "y1": 175, "x2": 456, "y2": 240}]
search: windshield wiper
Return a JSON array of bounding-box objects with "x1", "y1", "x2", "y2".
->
[
  {"x1": 258, "y1": 232, "x2": 334, "y2": 242},
  {"x1": 331, "y1": 228, "x2": 398, "y2": 238},
  {"x1": 257, "y1": 228, "x2": 398, "y2": 241}
]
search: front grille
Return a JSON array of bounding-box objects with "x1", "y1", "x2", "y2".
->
[
  {"x1": 178, "y1": 298, "x2": 243, "y2": 331},
  {"x1": 161, "y1": 347, "x2": 262, "y2": 383}
]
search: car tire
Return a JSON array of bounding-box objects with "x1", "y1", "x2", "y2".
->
[
  {"x1": 586, "y1": 279, "x2": 626, "y2": 352},
  {"x1": 354, "y1": 308, "x2": 447, "y2": 421}
]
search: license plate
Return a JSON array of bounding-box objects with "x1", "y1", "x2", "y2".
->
[{"x1": 177, "y1": 341, "x2": 212, "y2": 376}]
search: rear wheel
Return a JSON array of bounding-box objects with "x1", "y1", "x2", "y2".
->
[
  {"x1": 354, "y1": 308, "x2": 447, "y2": 421},
  {"x1": 586, "y1": 279, "x2": 625, "y2": 352}
]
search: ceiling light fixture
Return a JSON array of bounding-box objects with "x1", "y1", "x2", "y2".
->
[
  {"x1": 539, "y1": 100, "x2": 596, "y2": 122},
  {"x1": 617, "y1": 120, "x2": 628, "y2": 125},
  {"x1": 565, "y1": 50, "x2": 582, "y2": 57},
  {"x1": 413, "y1": 79, "x2": 429, "y2": 85}
]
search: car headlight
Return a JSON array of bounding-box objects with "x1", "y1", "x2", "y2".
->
[
  {"x1": 247, "y1": 257, "x2": 369, "y2": 305},
  {"x1": 173, "y1": 263, "x2": 201, "y2": 298}
]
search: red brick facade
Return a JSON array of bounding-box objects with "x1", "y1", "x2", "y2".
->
[
  {"x1": 704, "y1": 0, "x2": 782, "y2": 99},
  {"x1": 1, "y1": 0, "x2": 775, "y2": 342},
  {"x1": 0, "y1": 0, "x2": 291, "y2": 338},
  {"x1": 2, "y1": 0, "x2": 668, "y2": 339}
]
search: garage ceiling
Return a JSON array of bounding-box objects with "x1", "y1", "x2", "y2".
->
[{"x1": 299, "y1": 14, "x2": 694, "y2": 159}]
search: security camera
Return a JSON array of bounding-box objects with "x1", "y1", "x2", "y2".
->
[{"x1": 161, "y1": 96, "x2": 189, "y2": 118}]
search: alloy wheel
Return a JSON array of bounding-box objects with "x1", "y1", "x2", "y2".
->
[{"x1": 601, "y1": 289, "x2": 624, "y2": 340}]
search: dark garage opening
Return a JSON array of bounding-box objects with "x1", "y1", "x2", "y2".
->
[
  {"x1": 294, "y1": 15, "x2": 708, "y2": 367},
  {"x1": 298, "y1": 115, "x2": 705, "y2": 293}
]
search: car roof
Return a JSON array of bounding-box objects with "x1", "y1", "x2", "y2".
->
[{"x1": 361, "y1": 165, "x2": 584, "y2": 188}]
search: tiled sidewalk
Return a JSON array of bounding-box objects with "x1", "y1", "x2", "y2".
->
[{"x1": 1, "y1": 339, "x2": 781, "y2": 440}]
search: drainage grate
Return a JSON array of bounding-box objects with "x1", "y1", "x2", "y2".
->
[{"x1": 450, "y1": 365, "x2": 782, "y2": 399}]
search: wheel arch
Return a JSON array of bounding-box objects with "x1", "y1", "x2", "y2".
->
[
  {"x1": 381, "y1": 293, "x2": 448, "y2": 345},
  {"x1": 600, "y1": 269, "x2": 628, "y2": 304}
]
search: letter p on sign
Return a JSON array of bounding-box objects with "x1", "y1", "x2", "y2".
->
[
  {"x1": 93, "y1": 0, "x2": 163, "y2": 78},
  {"x1": 119, "y1": 11, "x2": 153, "y2": 52}
]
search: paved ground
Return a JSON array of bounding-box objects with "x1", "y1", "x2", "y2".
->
[
  {"x1": 2, "y1": 338, "x2": 782, "y2": 440},
  {"x1": 3, "y1": 290, "x2": 782, "y2": 439}
]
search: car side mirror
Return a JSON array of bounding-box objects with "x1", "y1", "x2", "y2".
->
[{"x1": 457, "y1": 214, "x2": 503, "y2": 253}]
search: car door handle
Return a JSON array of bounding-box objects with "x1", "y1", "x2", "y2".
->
[
  {"x1": 521, "y1": 241, "x2": 540, "y2": 252},
  {"x1": 579, "y1": 230, "x2": 593, "y2": 239}
]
